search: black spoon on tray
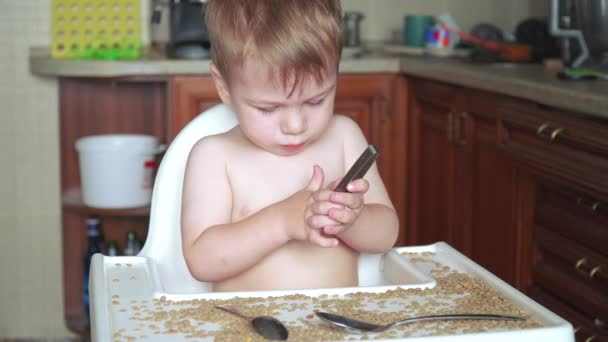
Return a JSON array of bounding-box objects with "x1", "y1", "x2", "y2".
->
[
  {"x1": 215, "y1": 305, "x2": 288, "y2": 340},
  {"x1": 315, "y1": 311, "x2": 525, "y2": 334}
]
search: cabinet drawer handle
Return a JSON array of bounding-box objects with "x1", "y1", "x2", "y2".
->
[
  {"x1": 536, "y1": 122, "x2": 565, "y2": 142},
  {"x1": 537, "y1": 122, "x2": 551, "y2": 136},
  {"x1": 575, "y1": 258, "x2": 588, "y2": 271},
  {"x1": 447, "y1": 111, "x2": 454, "y2": 142},
  {"x1": 577, "y1": 197, "x2": 601, "y2": 212},
  {"x1": 454, "y1": 112, "x2": 468, "y2": 145},
  {"x1": 549, "y1": 127, "x2": 565, "y2": 141},
  {"x1": 595, "y1": 318, "x2": 607, "y2": 331},
  {"x1": 589, "y1": 266, "x2": 602, "y2": 279}
]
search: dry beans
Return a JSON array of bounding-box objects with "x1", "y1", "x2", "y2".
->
[{"x1": 112, "y1": 254, "x2": 541, "y2": 340}]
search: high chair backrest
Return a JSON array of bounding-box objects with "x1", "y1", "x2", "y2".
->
[{"x1": 138, "y1": 104, "x2": 238, "y2": 293}]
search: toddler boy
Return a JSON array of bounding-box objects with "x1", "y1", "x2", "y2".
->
[{"x1": 181, "y1": 0, "x2": 399, "y2": 291}]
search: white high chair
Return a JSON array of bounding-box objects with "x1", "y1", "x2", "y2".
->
[{"x1": 88, "y1": 104, "x2": 572, "y2": 342}]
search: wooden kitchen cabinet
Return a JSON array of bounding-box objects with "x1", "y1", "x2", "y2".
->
[
  {"x1": 406, "y1": 79, "x2": 523, "y2": 286},
  {"x1": 498, "y1": 99, "x2": 608, "y2": 341},
  {"x1": 407, "y1": 77, "x2": 608, "y2": 340},
  {"x1": 170, "y1": 74, "x2": 408, "y2": 245}
]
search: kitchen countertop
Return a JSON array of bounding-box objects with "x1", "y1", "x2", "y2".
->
[{"x1": 30, "y1": 47, "x2": 608, "y2": 119}]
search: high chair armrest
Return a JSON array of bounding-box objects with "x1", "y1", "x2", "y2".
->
[{"x1": 89, "y1": 253, "x2": 111, "y2": 342}]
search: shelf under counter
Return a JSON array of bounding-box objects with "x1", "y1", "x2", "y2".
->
[{"x1": 62, "y1": 189, "x2": 150, "y2": 217}]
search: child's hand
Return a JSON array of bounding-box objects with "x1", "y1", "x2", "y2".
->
[
  {"x1": 281, "y1": 165, "x2": 342, "y2": 248},
  {"x1": 321, "y1": 177, "x2": 369, "y2": 236}
]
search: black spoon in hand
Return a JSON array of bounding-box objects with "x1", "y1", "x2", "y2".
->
[{"x1": 215, "y1": 305, "x2": 289, "y2": 340}]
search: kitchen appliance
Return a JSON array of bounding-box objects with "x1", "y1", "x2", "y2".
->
[
  {"x1": 342, "y1": 12, "x2": 364, "y2": 48},
  {"x1": 550, "y1": 0, "x2": 608, "y2": 67},
  {"x1": 168, "y1": 0, "x2": 210, "y2": 59}
]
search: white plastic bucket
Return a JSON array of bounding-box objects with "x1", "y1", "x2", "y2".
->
[{"x1": 75, "y1": 134, "x2": 166, "y2": 208}]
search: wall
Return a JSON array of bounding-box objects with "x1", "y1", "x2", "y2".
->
[
  {"x1": 0, "y1": 1, "x2": 70, "y2": 339},
  {"x1": 0, "y1": 0, "x2": 547, "y2": 339}
]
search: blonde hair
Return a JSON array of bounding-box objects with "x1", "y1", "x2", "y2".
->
[{"x1": 205, "y1": 0, "x2": 342, "y2": 93}]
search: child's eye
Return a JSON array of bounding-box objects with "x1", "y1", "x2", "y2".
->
[
  {"x1": 307, "y1": 98, "x2": 325, "y2": 106},
  {"x1": 255, "y1": 106, "x2": 278, "y2": 114}
]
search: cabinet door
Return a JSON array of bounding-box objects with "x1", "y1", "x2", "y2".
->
[
  {"x1": 466, "y1": 91, "x2": 521, "y2": 285},
  {"x1": 170, "y1": 76, "x2": 221, "y2": 139},
  {"x1": 407, "y1": 79, "x2": 469, "y2": 251}
]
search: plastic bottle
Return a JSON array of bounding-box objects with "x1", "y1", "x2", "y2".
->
[
  {"x1": 83, "y1": 217, "x2": 103, "y2": 323},
  {"x1": 134, "y1": 238, "x2": 142, "y2": 255},
  {"x1": 106, "y1": 240, "x2": 119, "y2": 256},
  {"x1": 124, "y1": 231, "x2": 138, "y2": 256}
]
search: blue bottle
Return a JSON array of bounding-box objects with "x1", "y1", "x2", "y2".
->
[{"x1": 83, "y1": 217, "x2": 103, "y2": 323}]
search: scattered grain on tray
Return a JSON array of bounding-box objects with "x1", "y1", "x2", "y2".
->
[
  {"x1": 112, "y1": 300, "x2": 120, "y2": 305},
  {"x1": 130, "y1": 276, "x2": 137, "y2": 281},
  {"x1": 119, "y1": 309, "x2": 127, "y2": 312},
  {"x1": 126, "y1": 263, "x2": 133, "y2": 267},
  {"x1": 112, "y1": 295, "x2": 120, "y2": 299},
  {"x1": 120, "y1": 254, "x2": 540, "y2": 340},
  {"x1": 112, "y1": 278, "x2": 120, "y2": 283}
]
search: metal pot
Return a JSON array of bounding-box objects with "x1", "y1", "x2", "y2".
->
[{"x1": 342, "y1": 12, "x2": 364, "y2": 47}]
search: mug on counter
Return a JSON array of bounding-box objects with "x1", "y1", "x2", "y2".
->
[{"x1": 403, "y1": 15, "x2": 434, "y2": 47}]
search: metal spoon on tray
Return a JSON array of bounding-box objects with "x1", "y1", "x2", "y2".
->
[
  {"x1": 315, "y1": 311, "x2": 525, "y2": 334},
  {"x1": 215, "y1": 305, "x2": 288, "y2": 340}
]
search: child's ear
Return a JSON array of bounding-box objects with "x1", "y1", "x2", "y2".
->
[{"x1": 210, "y1": 63, "x2": 232, "y2": 105}]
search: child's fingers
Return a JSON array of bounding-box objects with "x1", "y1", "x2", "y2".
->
[
  {"x1": 307, "y1": 214, "x2": 341, "y2": 229},
  {"x1": 328, "y1": 207, "x2": 357, "y2": 224},
  {"x1": 309, "y1": 230, "x2": 339, "y2": 248},
  {"x1": 310, "y1": 201, "x2": 344, "y2": 215},
  {"x1": 323, "y1": 225, "x2": 346, "y2": 235},
  {"x1": 330, "y1": 192, "x2": 363, "y2": 210},
  {"x1": 312, "y1": 189, "x2": 334, "y2": 202},
  {"x1": 345, "y1": 178, "x2": 369, "y2": 193}
]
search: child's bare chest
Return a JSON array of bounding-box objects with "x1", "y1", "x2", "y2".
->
[{"x1": 228, "y1": 148, "x2": 344, "y2": 221}]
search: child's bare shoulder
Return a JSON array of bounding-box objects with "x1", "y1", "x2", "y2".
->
[
  {"x1": 188, "y1": 128, "x2": 239, "y2": 162},
  {"x1": 329, "y1": 114, "x2": 366, "y2": 139}
]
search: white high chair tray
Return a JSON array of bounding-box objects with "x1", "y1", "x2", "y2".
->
[{"x1": 90, "y1": 242, "x2": 573, "y2": 341}]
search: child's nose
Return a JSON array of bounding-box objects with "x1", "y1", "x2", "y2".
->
[{"x1": 280, "y1": 110, "x2": 306, "y2": 135}]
